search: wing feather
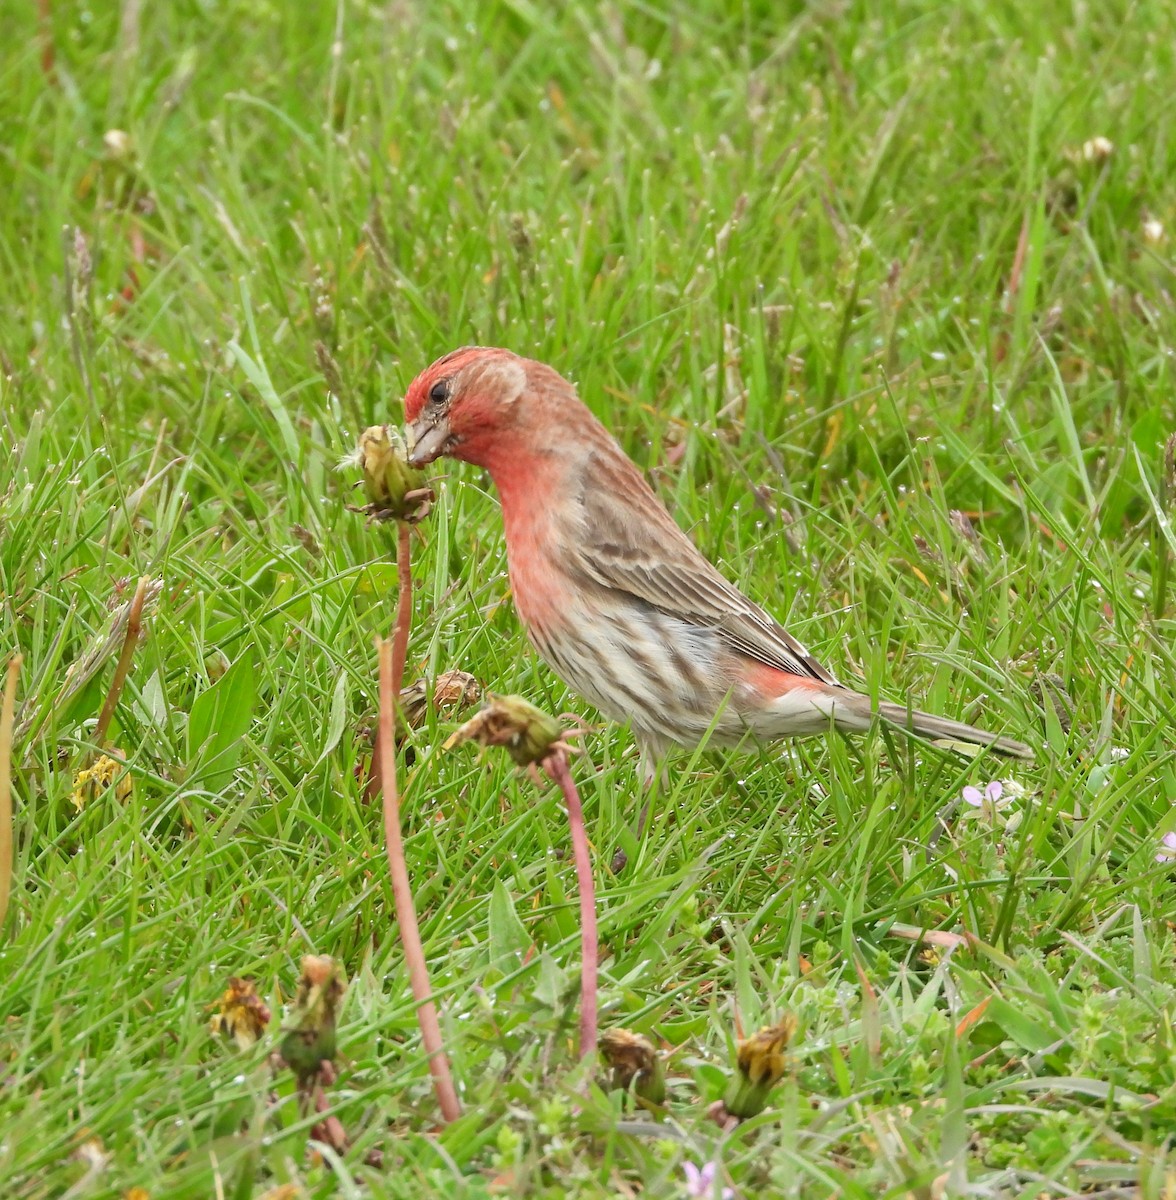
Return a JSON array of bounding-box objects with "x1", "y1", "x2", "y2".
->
[{"x1": 565, "y1": 448, "x2": 839, "y2": 687}]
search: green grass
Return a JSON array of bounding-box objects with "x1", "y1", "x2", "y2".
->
[{"x1": 3, "y1": 0, "x2": 1176, "y2": 1195}]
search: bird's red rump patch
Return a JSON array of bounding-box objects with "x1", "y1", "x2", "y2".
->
[{"x1": 740, "y1": 662, "x2": 827, "y2": 700}]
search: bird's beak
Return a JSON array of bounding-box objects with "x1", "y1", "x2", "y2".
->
[{"x1": 406, "y1": 415, "x2": 451, "y2": 467}]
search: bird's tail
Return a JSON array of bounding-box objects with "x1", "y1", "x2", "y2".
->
[{"x1": 835, "y1": 693, "x2": 1033, "y2": 760}]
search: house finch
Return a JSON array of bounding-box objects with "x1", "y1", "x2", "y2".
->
[{"x1": 404, "y1": 347, "x2": 1032, "y2": 770}]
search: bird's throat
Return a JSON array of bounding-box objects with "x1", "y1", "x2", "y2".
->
[{"x1": 485, "y1": 451, "x2": 574, "y2": 635}]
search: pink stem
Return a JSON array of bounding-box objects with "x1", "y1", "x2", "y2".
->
[
  {"x1": 544, "y1": 750, "x2": 598, "y2": 1059},
  {"x1": 311, "y1": 1082, "x2": 348, "y2": 1152},
  {"x1": 391, "y1": 522, "x2": 412, "y2": 697},
  {"x1": 365, "y1": 523, "x2": 413, "y2": 803},
  {"x1": 377, "y1": 638, "x2": 462, "y2": 1122}
]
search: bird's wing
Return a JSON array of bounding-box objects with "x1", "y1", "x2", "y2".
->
[{"x1": 567, "y1": 449, "x2": 840, "y2": 686}]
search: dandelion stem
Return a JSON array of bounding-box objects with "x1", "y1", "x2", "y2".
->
[
  {"x1": 365, "y1": 522, "x2": 414, "y2": 803},
  {"x1": 392, "y1": 522, "x2": 413, "y2": 696},
  {"x1": 543, "y1": 749, "x2": 598, "y2": 1059},
  {"x1": 310, "y1": 1063, "x2": 348, "y2": 1153},
  {"x1": 94, "y1": 575, "x2": 149, "y2": 748},
  {"x1": 1, "y1": 654, "x2": 22, "y2": 932},
  {"x1": 377, "y1": 636, "x2": 461, "y2": 1122}
]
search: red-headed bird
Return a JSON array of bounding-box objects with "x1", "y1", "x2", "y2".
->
[{"x1": 404, "y1": 347, "x2": 1032, "y2": 773}]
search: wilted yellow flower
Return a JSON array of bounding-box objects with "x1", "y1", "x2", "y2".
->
[
  {"x1": 209, "y1": 977, "x2": 272, "y2": 1050},
  {"x1": 71, "y1": 753, "x2": 132, "y2": 811},
  {"x1": 279, "y1": 955, "x2": 346, "y2": 1085},
  {"x1": 444, "y1": 694, "x2": 566, "y2": 767},
  {"x1": 722, "y1": 1014, "x2": 797, "y2": 1119},
  {"x1": 600, "y1": 1028, "x2": 666, "y2": 1108},
  {"x1": 348, "y1": 425, "x2": 433, "y2": 524}
]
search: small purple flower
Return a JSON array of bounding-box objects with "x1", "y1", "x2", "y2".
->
[
  {"x1": 962, "y1": 780, "x2": 1003, "y2": 807},
  {"x1": 684, "y1": 1161, "x2": 734, "y2": 1200},
  {"x1": 1156, "y1": 831, "x2": 1176, "y2": 864}
]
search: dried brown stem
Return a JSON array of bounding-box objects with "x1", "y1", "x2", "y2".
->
[
  {"x1": 1, "y1": 655, "x2": 21, "y2": 932},
  {"x1": 543, "y1": 749, "x2": 598, "y2": 1059},
  {"x1": 364, "y1": 739, "x2": 383, "y2": 804},
  {"x1": 1003, "y1": 211, "x2": 1030, "y2": 314},
  {"x1": 377, "y1": 637, "x2": 461, "y2": 1122},
  {"x1": 37, "y1": 0, "x2": 56, "y2": 82},
  {"x1": 94, "y1": 576, "x2": 149, "y2": 748}
]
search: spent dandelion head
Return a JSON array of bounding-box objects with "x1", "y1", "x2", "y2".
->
[
  {"x1": 720, "y1": 1014, "x2": 797, "y2": 1120},
  {"x1": 399, "y1": 669, "x2": 482, "y2": 731},
  {"x1": 599, "y1": 1028, "x2": 666, "y2": 1107},
  {"x1": 279, "y1": 955, "x2": 346, "y2": 1086},
  {"x1": 444, "y1": 693, "x2": 573, "y2": 768},
  {"x1": 346, "y1": 425, "x2": 434, "y2": 524}
]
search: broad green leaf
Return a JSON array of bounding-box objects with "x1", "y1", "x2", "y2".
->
[
  {"x1": 187, "y1": 652, "x2": 258, "y2": 793},
  {"x1": 314, "y1": 672, "x2": 347, "y2": 768},
  {"x1": 488, "y1": 880, "x2": 531, "y2": 972},
  {"x1": 985, "y1": 997, "x2": 1059, "y2": 1054},
  {"x1": 533, "y1": 952, "x2": 570, "y2": 1010}
]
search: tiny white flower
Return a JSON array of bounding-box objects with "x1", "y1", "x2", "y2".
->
[
  {"x1": 1082, "y1": 136, "x2": 1114, "y2": 162},
  {"x1": 103, "y1": 129, "x2": 132, "y2": 159}
]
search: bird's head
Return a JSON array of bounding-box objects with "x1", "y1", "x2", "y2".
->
[{"x1": 403, "y1": 346, "x2": 533, "y2": 471}]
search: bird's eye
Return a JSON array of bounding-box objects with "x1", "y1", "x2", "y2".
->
[{"x1": 428, "y1": 380, "x2": 450, "y2": 406}]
